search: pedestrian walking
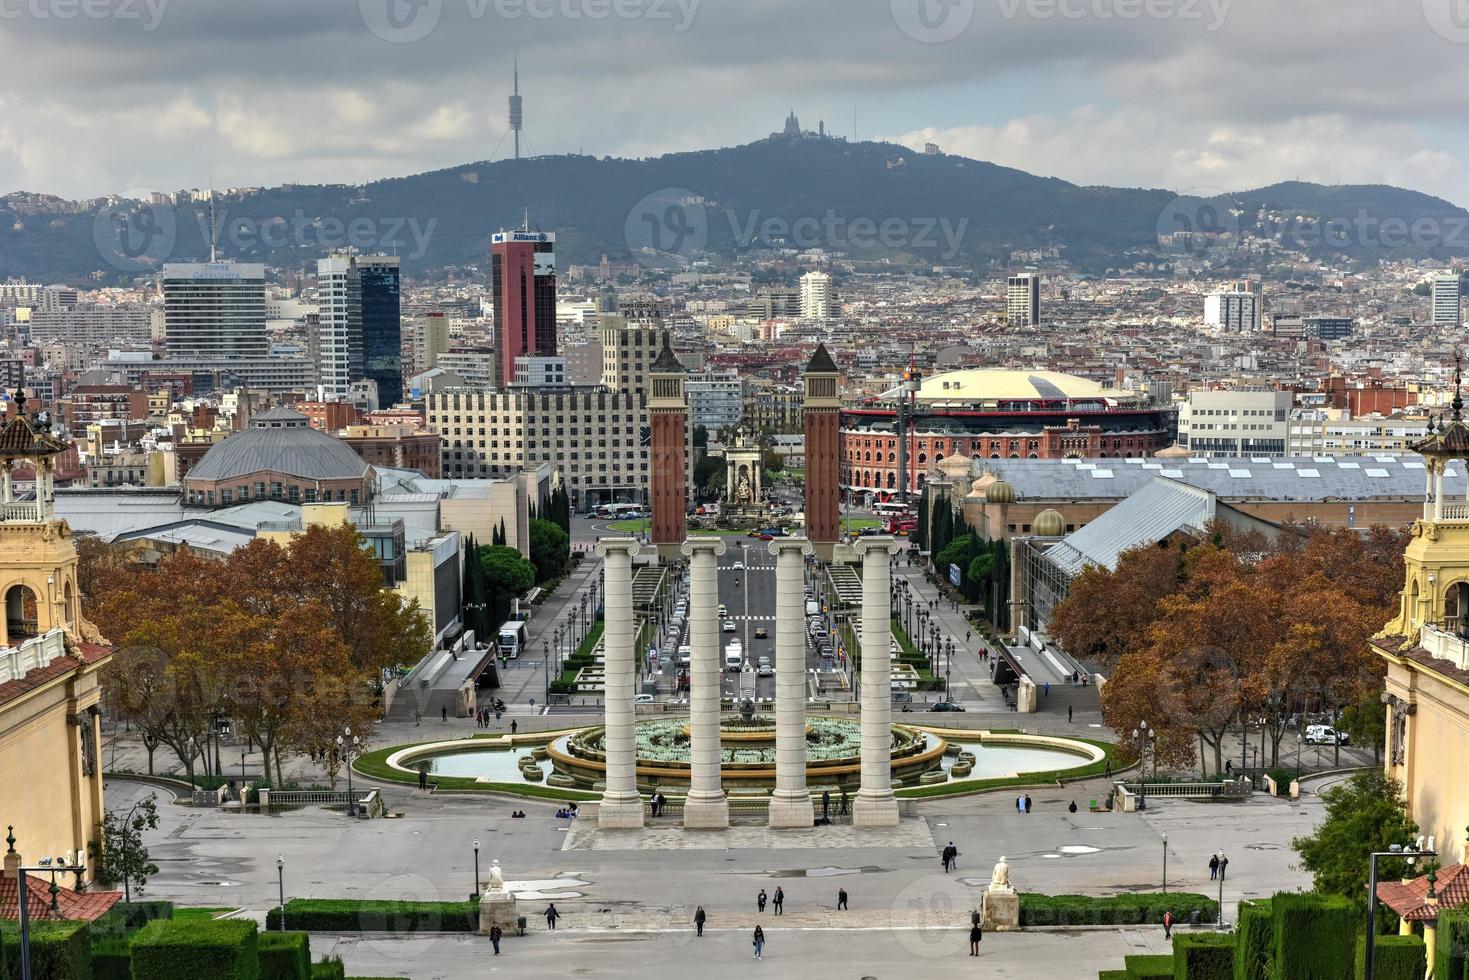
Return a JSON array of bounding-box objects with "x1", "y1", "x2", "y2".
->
[
  {"x1": 821, "y1": 790, "x2": 831, "y2": 820},
  {"x1": 1016, "y1": 795, "x2": 1023, "y2": 813},
  {"x1": 1163, "y1": 910, "x2": 1173, "y2": 940},
  {"x1": 417, "y1": 767, "x2": 427, "y2": 790},
  {"x1": 544, "y1": 903, "x2": 560, "y2": 929},
  {"x1": 839, "y1": 787, "x2": 848, "y2": 815},
  {"x1": 1043, "y1": 681, "x2": 1050, "y2": 697},
  {"x1": 1105, "y1": 759, "x2": 1112, "y2": 778},
  {"x1": 773, "y1": 886, "x2": 784, "y2": 915},
  {"x1": 1024, "y1": 794, "x2": 1032, "y2": 813},
  {"x1": 1219, "y1": 855, "x2": 1229, "y2": 880},
  {"x1": 441, "y1": 706, "x2": 448, "y2": 723},
  {"x1": 510, "y1": 720, "x2": 518, "y2": 735},
  {"x1": 965, "y1": 630, "x2": 971, "y2": 643},
  {"x1": 757, "y1": 889, "x2": 767, "y2": 913},
  {"x1": 837, "y1": 888, "x2": 848, "y2": 910},
  {"x1": 969, "y1": 922, "x2": 983, "y2": 956},
  {"x1": 495, "y1": 710, "x2": 502, "y2": 729},
  {"x1": 694, "y1": 905, "x2": 706, "y2": 937},
  {"x1": 1209, "y1": 854, "x2": 1220, "y2": 880},
  {"x1": 1068, "y1": 800, "x2": 1078, "y2": 814},
  {"x1": 415, "y1": 709, "x2": 421, "y2": 726},
  {"x1": 490, "y1": 923, "x2": 502, "y2": 954},
  {"x1": 752, "y1": 925, "x2": 765, "y2": 960},
  {"x1": 1068, "y1": 705, "x2": 1073, "y2": 723}
]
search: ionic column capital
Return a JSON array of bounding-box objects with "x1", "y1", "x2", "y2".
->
[
  {"x1": 767, "y1": 537, "x2": 813, "y2": 559},
  {"x1": 680, "y1": 537, "x2": 728, "y2": 558},
  {"x1": 596, "y1": 537, "x2": 643, "y2": 559},
  {"x1": 853, "y1": 535, "x2": 900, "y2": 558}
]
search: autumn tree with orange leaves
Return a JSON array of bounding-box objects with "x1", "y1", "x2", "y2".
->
[
  {"x1": 1060, "y1": 525, "x2": 1405, "y2": 777},
  {"x1": 93, "y1": 524, "x2": 430, "y2": 785}
]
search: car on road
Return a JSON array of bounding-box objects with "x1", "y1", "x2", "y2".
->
[
  {"x1": 723, "y1": 620, "x2": 737, "y2": 633},
  {"x1": 634, "y1": 694, "x2": 656, "y2": 704},
  {"x1": 929, "y1": 701, "x2": 965, "y2": 712},
  {"x1": 718, "y1": 603, "x2": 728, "y2": 617},
  {"x1": 757, "y1": 658, "x2": 774, "y2": 677},
  {"x1": 1305, "y1": 725, "x2": 1349, "y2": 745},
  {"x1": 754, "y1": 626, "x2": 768, "y2": 639},
  {"x1": 730, "y1": 561, "x2": 746, "y2": 570}
]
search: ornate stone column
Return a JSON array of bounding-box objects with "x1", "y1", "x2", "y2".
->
[
  {"x1": 595, "y1": 537, "x2": 644, "y2": 829},
  {"x1": 853, "y1": 535, "x2": 901, "y2": 827},
  {"x1": 681, "y1": 537, "x2": 729, "y2": 829},
  {"x1": 768, "y1": 537, "x2": 814, "y2": 828}
]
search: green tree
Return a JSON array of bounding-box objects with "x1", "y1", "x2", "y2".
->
[
  {"x1": 528, "y1": 518, "x2": 570, "y2": 584},
  {"x1": 89, "y1": 792, "x2": 160, "y2": 903},
  {"x1": 693, "y1": 424, "x2": 709, "y2": 450},
  {"x1": 480, "y1": 544, "x2": 536, "y2": 628},
  {"x1": 1291, "y1": 770, "x2": 1420, "y2": 911},
  {"x1": 694, "y1": 453, "x2": 724, "y2": 493}
]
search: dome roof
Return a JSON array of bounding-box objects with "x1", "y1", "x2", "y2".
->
[
  {"x1": 967, "y1": 468, "x2": 998, "y2": 498},
  {"x1": 1032, "y1": 508, "x2": 1065, "y2": 537},
  {"x1": 984, "y1": 479, "x2": 1016, "y2": 504},
  {"x1": 903, "y1": 369, "x2": 1117, "y2": 402},
  {"x1": 186, "y1": 411, "x2": 371, "y2": 484}
]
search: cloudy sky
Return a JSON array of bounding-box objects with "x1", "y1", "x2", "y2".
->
[{"x1": 2, "y1": 0, "x2": 1467, "y2": 205}]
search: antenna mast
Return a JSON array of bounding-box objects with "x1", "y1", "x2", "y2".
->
[{"x1": 508, "y1": 57, "x2": 524, "y2": 161}]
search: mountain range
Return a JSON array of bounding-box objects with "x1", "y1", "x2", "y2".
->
[{"x1": 2, "y1": 135, "x2": 1465, "y2": 284}]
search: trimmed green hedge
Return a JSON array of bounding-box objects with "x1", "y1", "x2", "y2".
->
[
  {"x1": 309, "y1": 958, "x2": 346, "y2": 980},
  {"x1": 275, "y1": 899, "x2": 478, "y2": 933},
  {"x1": 1437, "y1": 908, "x2": 1469, "y2": 980},
  {"x1": 1272, "y1": 893, "x2": 1354, "y2": 980},
  {"x1": 91, "y1": 901, "x2": 175, "y2": 941},
  {"x1": 1173, "y1": 933, "x2": 1233, "y2": 980},
  {"x1": 130, "y1": 918, "x2": 259, "y2": 980},
  {"x1": 1355, "y1": 934, "x2": 1426, "y2": 980},
  {"x1": 0, "y1": 921, "x2": 90, "y2": 980},
  {"x1": 1100, "y1": 973, "x2": 1131, "y2": 980},
  {"x1": 1020, "y1": 893, "x2": 1218, "y2": 926},
  {"x1": 258, "y1": 932, "x2": 310, "y2": 980},
  {"x1": 90, "y1": 938, "x2": 131, "y2": 980},
  {"x1": 1125, "y1": 954, "x2": 1176, "y2": 979},
  {"x1": 1234, "y1": 900, "x2": 1273, "y2": 980}
]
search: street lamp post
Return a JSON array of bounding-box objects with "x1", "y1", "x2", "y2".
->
[
  {"x1": 543, "y1": 640, "x2": 551, "y2": 703},
  {"x1": 337, "y1": 727, "x2": 360, "y2": 818},
  {"x1": 473, "y1": 838, "x2": 481, "y2": 900},
  {"x1": 1162, "y1": 831, "x2": 1168, "y2": 894},
  {"x1": 275, "y1": 855, "x2": 285, "y2": 933},
  {"x1": 1132, "y1": 722, "x2": 1154, "y2": 811},
  {"x1": 11, "y1": 845, "x2": 86, "y2": 980},
  {"x1": 1216, "y1": 848, "x2": 1226, "y2": 930},
  {"x1": 1366, "y1": 840, "x2": 1435, "y2": 980}
]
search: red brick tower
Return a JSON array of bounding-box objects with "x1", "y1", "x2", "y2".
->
[
  {"x1": 649, "y1": 338, "x2": 688, "y2": 556},
  {"x1": 803, "y1": 343, "x2": 841, "y2": 559}
]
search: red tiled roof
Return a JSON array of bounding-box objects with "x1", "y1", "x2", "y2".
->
[
  {"x1": 0, "y1": 655, "x2": 88, "y2": 710},
  {"x1": 0, "y1": 873, "x2": 122, "y2": 923},
  {"x1": 1376, "y1": 864, "x2": 1469, "y2": 921}
]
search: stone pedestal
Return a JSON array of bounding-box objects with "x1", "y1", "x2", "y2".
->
[
  {"x1": 768, "y1": 537, "x2": 815, "y2": 828},
  {"x1": 982, "y1": 887, "x2": 1020, "y2": 931},
  {"x1": 477, "y1": 860, "x2": 520, "y2": 935},
  {"x1": 682, "y1": 537, "x2": 730, "y2": 830},
  {"x1": 1017, "y1": 676, "x2": 1038, "y2": 713},
  {"x1": 852, "y1": 536, "x2": 901, "y2": 827},
  {"x1": 595, "y1": 538, "x2": 645, "y2": 829}
]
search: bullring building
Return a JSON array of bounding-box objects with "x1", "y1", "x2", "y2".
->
[{"x1": 841, "y1": 369, "x2": 1173, "y2": 497}]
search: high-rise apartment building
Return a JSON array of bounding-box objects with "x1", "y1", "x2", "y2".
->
[
  {"x1": 1432, "y1": 273, "x2": 1462, "y2": 326},
  {"x1": 316, "y1": 255, "x2": 361, "y2": 398},
  {"x1": 1203, "y1": 291, "x2": 1258, "y2": 333},
  {"x1": 601, "y1": 317, "x2": 671, "y2": 396},
  {"x1": 359, "y1": 256, "x2": 402, "y2": 407},
  {"x1": 799, "y1": 270, "x2": 836, "y2": 319},
  {"x1": 1006, "y1": 273, "x2": 1040, "y2": 327},
  {"x1": 491, "y1": 230, "x2": 557, "y2": 388},
  {"x1": 162, "y1": 262, "x2": 268, "y2": 359}
]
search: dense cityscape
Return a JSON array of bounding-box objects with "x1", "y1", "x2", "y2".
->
[{"x1": 2, "y1": 2, "x2": 1469, "y2": 978}]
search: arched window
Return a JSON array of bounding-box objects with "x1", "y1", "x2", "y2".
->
[{"x1": 3, "y1": 584, "x2": 40, "y2": 643}]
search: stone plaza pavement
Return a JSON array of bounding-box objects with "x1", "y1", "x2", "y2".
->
[{"x1": 107, "y1": 770, "x2": 1320, "y2": 979}]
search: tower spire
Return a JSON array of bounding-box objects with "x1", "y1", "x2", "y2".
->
[
  {"x1": 508, "y1": 57, "x2": 524, "y2": 161},
  {"x1": 1454, "y1": 349, "x2": 1463, "y2": 422}
]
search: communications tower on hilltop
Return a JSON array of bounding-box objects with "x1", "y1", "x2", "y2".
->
[{"x1": 509, "y1": 59, "x2": 524, "y2": 160}]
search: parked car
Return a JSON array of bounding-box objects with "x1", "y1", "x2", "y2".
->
[
  {"x1": 634, "y1": 694, "x2": 656, "y2": 704},
  {"x1": 929, "y1": 701, "x2": 965, "y2": 712}
]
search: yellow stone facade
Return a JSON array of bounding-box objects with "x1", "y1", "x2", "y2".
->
[
  {"x1": 1374, "y1": 412, "x2": 1469, "y2": 867},
  {"x1": 1, "y1": 398, "x2": 110, "y2": 884}
]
